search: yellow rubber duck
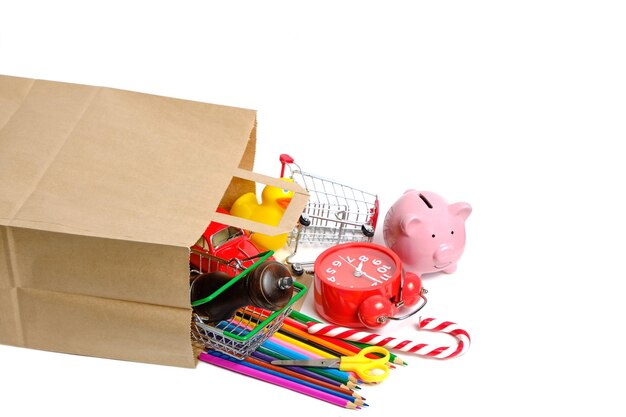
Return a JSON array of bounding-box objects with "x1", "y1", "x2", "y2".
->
[{"x1": 230, "y1": 178, "x2": 295, "y2": 251}]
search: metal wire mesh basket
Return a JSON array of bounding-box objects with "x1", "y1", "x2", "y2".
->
[
  {"x1": 190, "y1": 248, "x2": 306, "y2": 359},
  {"x1": 279, "y1": 154, "x2": 379, "y2": 272}
]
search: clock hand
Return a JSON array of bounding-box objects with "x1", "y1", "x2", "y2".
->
[
  {"x1": 337, "y1": 255, "x2": 382, "y2": 283},
  {"x1": 360, "y1": 271, "x2": 383, "y2": 284},
  {"x1": 354, "y1": 261, "x2": 364, "y2": 277}
]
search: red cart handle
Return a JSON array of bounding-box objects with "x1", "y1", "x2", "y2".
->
[{"x1": 279, "y1": 154, "x2": 294, "y2": 178}]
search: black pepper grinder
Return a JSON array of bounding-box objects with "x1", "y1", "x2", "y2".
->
[{"x1": 190, "y1": 261, "x2": 294, "y2": 323}]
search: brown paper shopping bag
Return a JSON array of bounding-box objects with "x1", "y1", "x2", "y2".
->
[{"x1": 0, "y1": 75, "x2": 307, "y2": 367}]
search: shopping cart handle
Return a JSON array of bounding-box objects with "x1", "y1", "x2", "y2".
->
[
  {"x1": 279, "y1": 154, "x2": 294, "y2": 178},
  {"x1": 279, "y1": 154, "x2": 294, "y2": 164}
]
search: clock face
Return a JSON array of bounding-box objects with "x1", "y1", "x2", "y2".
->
[{"x1": 315, "y1": 243, "x2": 399, "y2": 289}]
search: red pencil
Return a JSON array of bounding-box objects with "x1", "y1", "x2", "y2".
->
[
  {"x1": 244, "y1": 355, "x2": 364, "y2": 401},
  {"x1": 200, "y1": 351, "x2": 361, "y2": 409}
]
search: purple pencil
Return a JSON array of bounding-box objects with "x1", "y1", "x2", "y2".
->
[
  {"x1": 199, "y1": 352, "x2": 360, "y2": 410},
  {"x1": 251, "y1": 351, "x2": 356, "y2": 391}
]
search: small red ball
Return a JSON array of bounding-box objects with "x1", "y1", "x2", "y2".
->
[
  {"x1": 358, "y1": 295, "x2": 394, "y2": 328},
  {"x1": 400, "y1": 272, "x2": 423, "y2": 307}
]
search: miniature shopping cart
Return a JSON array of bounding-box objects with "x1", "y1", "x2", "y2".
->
[
  {"x1": 279, "y1": 154, "x2": 379, "y2": 275},
  {"x1": 190, "y1": 249, "x2": 306, "y2": 359}
]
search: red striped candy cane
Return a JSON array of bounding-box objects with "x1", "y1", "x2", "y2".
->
[{"x1": 307, "y1": 317, "x2": 470, "y2": 359}]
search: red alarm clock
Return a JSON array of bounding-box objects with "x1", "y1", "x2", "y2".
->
[{"x1": 313, "y1": 242, "x2": 427, "y2": 328}]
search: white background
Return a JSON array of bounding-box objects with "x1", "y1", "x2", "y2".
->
[{"x1": 1, "y1": 1, "x2": 625, "y2": 416}]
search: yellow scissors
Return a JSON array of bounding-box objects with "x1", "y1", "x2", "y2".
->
[{"x1": 270, "y1": 345, "x2": 390, "y2": 383}]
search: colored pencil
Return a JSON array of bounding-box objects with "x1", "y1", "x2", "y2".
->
[
  {"x1": 261, "y1": 339, "x2": 356, "y2": 383},
  {"x1": 236, "y1": 310, "x2": 378, "y2": 366},
  {"x1": 281, "y1": 320, "x2": 395, "y2": 367},
  {"x1": 242, "y1": 356, "x2": 365, "y2": 405},
  {"x1": 231, "y1": 314, "x2": 325, "y2": 358},
  {"x1": 273, "y1": 329, "x2": 341, "y2": 360},
  {"x1": 278, "y1": 326, "x2": 351, "y2": 357},
  {"x1": 229, "y1": 312, "x2": 359, "y2": 385},
  {"x1": 283, "y1": 316, "x2": 363, "y2": 353},
  {"x1": 272, "y1": 331, "x2": 373, "y2": 382},
  {"x1": 246, "y1": 355, "x2": 364, "y2": 400},
  {"x1": 245, "y1": 358, "x2": 361, "y2": 404},
  {"x1": 288, "y1": 310, "x2": 408, "y2": 366},
  {"x1": 283, "y1": 315, "x2": 367, "y2": 354},
  {"x1": 253, "y1": 349, "x2": 359, "y2": 390},
  {"x1": 256, "y1": 345, "x2": 360, "y2": 389},
  {"x1": 270, "y1": 333, "x2": 317, "y2": 358},
  {"x1": 282, "y1": 320, "x2": 354, "y2": 352},
  {"x1": 199, "y1": 351, "x2": 361, "y2": 409}
]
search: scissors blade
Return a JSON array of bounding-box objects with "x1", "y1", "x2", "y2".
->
[{"x1": 271, "y1": 358, "x2": 341, "y2": 368}]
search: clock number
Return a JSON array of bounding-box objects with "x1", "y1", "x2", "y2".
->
[
  {"x1": 372, "y1": 259, "x2": 382, "y2": 266},
  {"x1": 331, "y1": 260, "x2": 342, "y2": 267},
  {"x1": 326, "y1": 267, "x2": 337, "y2": 275},
  {"x1": 377, "y1": 264, "x2": 391, "y2": 274},
  {"x1": 380, "y1": 273, "x2": 392, "y2": 281},
  {"x1": 327, "y1": 276, "x2": 336, "y2": 282},
  {"x1": 358, "y1": 255, "x2": 369, "y2": 262},
  {"x1": 370, "y1": 282, "x2": 378, "y2": 286},
  {"x1": 346, "y1": 256, "x2": 355, "y2": 263}
]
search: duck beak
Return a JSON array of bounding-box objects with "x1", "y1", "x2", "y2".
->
[{"x1": 276, "y1": 197, "x2": 292, "y2": 209}]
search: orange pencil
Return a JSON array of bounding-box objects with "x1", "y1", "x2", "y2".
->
[
  {"x1": 284, "y1": 316, "x2": 363, "y2": 355},
  {"x1": 285, "y1": 314, "x2": 406, "y2": 366},
  {"x1": 281, "y1": 322, "x2": 355, "y2": 356},
  {"x1": 284, "y1": 317, "x2": 393, "y2": 363},
  {"x1": 244, "y1": 355, "x2": 364, "y2": 401}
]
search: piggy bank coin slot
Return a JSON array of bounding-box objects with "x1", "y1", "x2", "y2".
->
[{"x1": 419, "y1": 193, "x2": 433, "y2": 209}]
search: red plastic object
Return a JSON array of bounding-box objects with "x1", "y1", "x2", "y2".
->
[
  {"x1": 279, "y1": 154, "x2": 294, "y2": 178},
  {"x1": 313, "y1": 242, "x2": 422, "y2": 328},
  {"x1": 189, "y1": 208, "x2": 273, "y2": 273}
]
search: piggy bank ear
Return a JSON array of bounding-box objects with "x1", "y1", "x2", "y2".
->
[
  {"x1": 449, "y1": 202, "x2": 472, "y2": 221},
  {"x1": 400, "y1": 214, "x2": 421, "y2": 236}
]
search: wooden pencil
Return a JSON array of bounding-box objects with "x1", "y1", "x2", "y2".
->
[
  {"x1": 230, "y1": 312, "x2": 359, "y2": 385},
  {"x1": 288, "y1": 310, "x2": 408, "y2": 366},
  {"x1": 278, "y1": 327, "x2": 347, "y2": 357},
  {"x1": 245, "y1": 355, "x2": 364, "y2": 400},
  {"x1": 257, "y1": 345, "x2": 361, "y2": 389},
  {"x1": 281, "y1": 320, "x2": 395, "y2": 366},
  {"x1": 262, "y1": 339, "x2": 358, "y2": 384},
  {"x1": 243, "y1": 357, "x2": 362, "y2": 405},
  {"x1": 252, "y1": 350, "x2": 359, "y2": 391},
  {"x1": 199, "y1": 351, "x2": 361, "y2": 409}
]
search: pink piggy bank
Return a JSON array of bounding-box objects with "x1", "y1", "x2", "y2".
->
[{"x1": 383, "y1": 190, "x2": 472, "y2": 275}]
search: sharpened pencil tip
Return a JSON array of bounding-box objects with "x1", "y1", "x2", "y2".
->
[{"x1": 393, "y1": 357, "x2": 408, "y2": 365}]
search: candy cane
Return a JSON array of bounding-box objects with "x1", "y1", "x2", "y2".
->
[{"x1": 307, "y1": 317, "x2": 470, "y2": 359}]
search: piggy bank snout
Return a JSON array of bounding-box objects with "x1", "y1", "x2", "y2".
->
[{"x1": 434, "y1": 244, "x2": 456, "y2": 265}]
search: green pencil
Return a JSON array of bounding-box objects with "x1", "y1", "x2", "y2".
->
[{"x1": 256, "y1": 345, "x2": 360, "y2": 388}]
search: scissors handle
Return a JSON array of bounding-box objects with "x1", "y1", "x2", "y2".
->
[{"x1": 339, "y1": 346, "x2": 390, "y2": 383}]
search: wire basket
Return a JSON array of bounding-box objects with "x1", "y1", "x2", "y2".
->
[
  {"x1": 190, "y1": 248, "x2": 306, "y2": 359},
  {"x1": 279, "y1": 154, "x2": 379, "y2": 272}
]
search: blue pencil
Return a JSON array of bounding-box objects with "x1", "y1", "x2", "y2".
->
[
  {"x1": 205, "y1": 350, "x2": 358, "y2": 404},
  {"x1": 215, "y1": 320, "x2": 355, "y2": 383},
  {"x1": 251, "y1": 351, "x2": 353, "y2": 389},
  {"x1": 261, "y1": 339, "x2": 353, "y2": 382}
]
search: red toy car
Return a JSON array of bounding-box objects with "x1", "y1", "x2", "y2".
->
[{"x1": 190, "y1": 208, "x2": 273, "y2": 274}]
